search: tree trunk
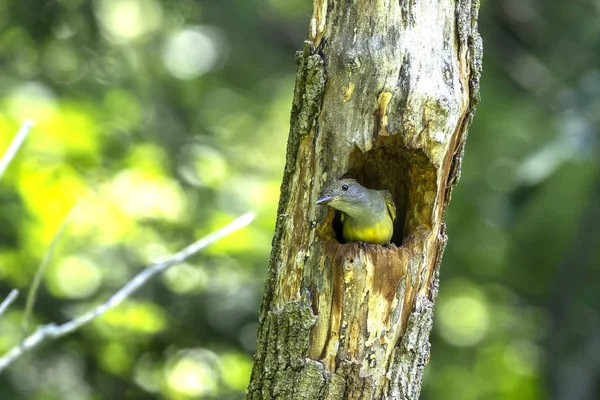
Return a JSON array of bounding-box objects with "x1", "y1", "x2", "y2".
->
[{"x1": 247, "y1": 0, "x2": 482, "y2": 399}]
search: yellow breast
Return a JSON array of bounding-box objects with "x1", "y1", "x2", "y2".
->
[{"x1": 342, "y1": 217, "x2": 393, "y2": 245}]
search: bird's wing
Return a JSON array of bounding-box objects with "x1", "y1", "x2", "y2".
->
[{"x1": 382, "y1": 190, "x2": 396, "y2": 221}]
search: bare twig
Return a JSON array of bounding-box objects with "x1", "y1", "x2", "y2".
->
[
  {"x1": 0, "y1": 120, "x2": 34, "y2": 181},
  {"x1": 0, "y1": 212, "x2": 255, "y2": 374},
  {"x1": 22, "y1": 206, "x2": 77, "y2": 335},
  {"x1": 0, "y1": 290, "x2": 19, "y2": 317}
]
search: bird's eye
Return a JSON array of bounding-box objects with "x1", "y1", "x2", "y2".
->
[{"x1": 341, "y1": 184, "x2": 349, "y2": 191}]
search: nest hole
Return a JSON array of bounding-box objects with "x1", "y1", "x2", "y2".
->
[{"x1": 321, "y1": 135, "x2": 437, "y2": 247}]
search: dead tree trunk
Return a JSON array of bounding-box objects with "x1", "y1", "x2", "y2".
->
[{"x1": 248, "y1": 0, "x2": 482, "y2": 399}]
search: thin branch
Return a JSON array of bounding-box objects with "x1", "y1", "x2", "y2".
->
[
  {"x1": 0, "y1": 290, "x2": 19, "y2": 317},
  {"x1": 0, "y1": 120, "x2": 34, "y2": 181},
  {"x1": 22, "y1": 205, "x2": 77, "y2": 335},
  {"x1": 0, "y1": 212, "x2": 255, "y2": 374}
]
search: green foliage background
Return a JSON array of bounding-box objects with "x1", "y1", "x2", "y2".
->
[{"x1": 0, "y1": 0, "x2": 598, "y2": 399}]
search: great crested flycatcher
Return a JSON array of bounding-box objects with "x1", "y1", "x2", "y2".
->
[{"x1": 316, "y1": 178, "x2": 396, "y2": 244}]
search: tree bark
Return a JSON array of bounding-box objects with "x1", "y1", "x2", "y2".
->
[{"x1": 248, "y1": 0, "x2": 482, "y2": 399}]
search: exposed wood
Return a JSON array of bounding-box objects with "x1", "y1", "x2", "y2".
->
[{"x1": 248, "y1": 0, "x2": 482, "y2": 398}]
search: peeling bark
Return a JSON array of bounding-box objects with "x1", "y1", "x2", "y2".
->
[{"x1": 248, "y1": 0, "x2": 482, "y2": 399}]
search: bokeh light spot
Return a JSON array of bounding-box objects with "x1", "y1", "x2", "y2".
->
[
  {"x1": 48, "y1": 256, "x2": 102, "y2": 299},
  {"x1": 162, "y1": 27, "x2": 228, "y2": 79},
  {"x1": 105, "y1": 169, "x2": 186, "y2": 222},
  {"x1": 437, "y1": 281, "x2": 490, "y2": 347},
  {"x1": 94, "y1": 0, "x2": 163, "y2": 43},
  {"x1": 99, "y1": 341, "x2": 133, "y2": 375},
  {"x1": 42, "y1": 40, "x2": 84, "y2": 83},
  {"x1": 99, "y1": 301, "x2": 166, "y2": 334},
  {"x1": 178, "y1": 144, "x2": 228, "y2": 188},
  {"x1": 163, "y1": 263, "x2": 208, "y2": 294},
  {"x1": 165, "y1": 349, "x2": 219, "y2": 397}
]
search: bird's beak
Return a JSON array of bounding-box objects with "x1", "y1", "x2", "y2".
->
[{"x1": 316, "y1": 194, "x2": 336, "y2": 205}]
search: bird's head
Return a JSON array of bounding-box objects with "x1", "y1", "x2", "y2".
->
[{"x1": 316, "y1": 178, "x2": 371, "y2": 216}]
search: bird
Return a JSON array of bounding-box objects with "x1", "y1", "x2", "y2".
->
[{"x1": 316, "y1": 178, "x2": 396, "y2": 244}]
